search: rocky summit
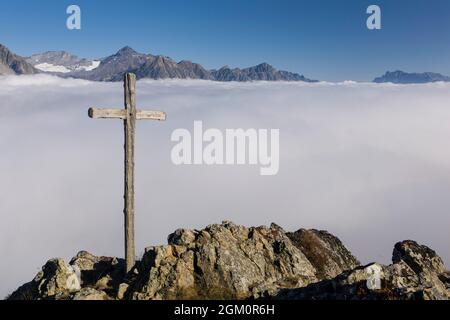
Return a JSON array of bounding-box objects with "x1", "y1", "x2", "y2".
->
[{"x1": 8, "y1": 222, "x2": 449, "y2": 300}]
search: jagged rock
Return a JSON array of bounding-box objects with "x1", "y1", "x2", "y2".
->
[
  {"x1": 69, "y1": 251, "x2": 124, "y2": 298},
  {"x1": 70, "y1": 251, "x2": 124, "y2": 287},
  {"x1": 392, "y1": 240, "x2": 445, "y2": 275},
  {"x1": 130, "y1": 222, "x2": 317, "y2": 300},
  {"x1": 8, "y1": 223, "x2": 449, "y2": 301},
  {"x1": 72, "y1": 288, "x2": 110, "y2": 300},
  {"x1": 272, "y1": 241, "x2": 449, "y2": 300},
  {"x1": 9, "y1": 259, "x2": 81, "y2": 300},
  {"x1": 287, "y1": 229, "x2": 360, "y2": 280},
  {"x1": 167, "y1": 229, "x2": 198, "y2": 247}
]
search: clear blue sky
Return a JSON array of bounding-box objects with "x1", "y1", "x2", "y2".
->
[{"x1": 1, "y1": 0, "x2": 449, "y2": 81}]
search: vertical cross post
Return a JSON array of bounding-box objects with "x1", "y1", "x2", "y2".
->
[
  {"x1": 88, "y1": 73, "x2": 166, "y2": 274},
  {"x1": 124, "y1": 73, "x2": 136, "y2": 273}
]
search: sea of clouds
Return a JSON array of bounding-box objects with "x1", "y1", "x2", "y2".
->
[{"x1": 1, "y1": 74, "x2": 450, "y2": 297}]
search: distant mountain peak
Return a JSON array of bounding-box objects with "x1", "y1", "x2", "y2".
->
[
  {"x1": 374, "y1": 70, "x2": 450, "y2": 84},
  {"x1": 115, "y1": 46, "x2": 141, "y2": 56},
  {"x1": 2, "y1": 43, "x2": 317, "y2": 82}
]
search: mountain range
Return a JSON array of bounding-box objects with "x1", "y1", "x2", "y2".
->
[
  {"x1": 2, "y1": 43, "x2": 450, "y2": 84},
  {"x1": 373, "y1": 70, "x2": 450, "y2": 84},
  {"x1": 0, "y1": 44, "x2": 316, "y2": 82}
]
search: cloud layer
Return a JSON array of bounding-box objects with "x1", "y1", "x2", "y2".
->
[{"x1": 1, "y1": 75, "x2": 450, "y2": 297}]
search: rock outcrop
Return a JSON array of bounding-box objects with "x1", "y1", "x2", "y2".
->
[
  {"x1": 287, "y1": 229, "x2": 360, "y2": 279},
  {"x1": 130, "y1": 222, "x2": 317, "y2": 300},
  {"x1": 8, "y1": 222, "x2": 449, "y2": 300},
  {"x1": 274, "y1": 240, "x2": 450, "y2": 300}
]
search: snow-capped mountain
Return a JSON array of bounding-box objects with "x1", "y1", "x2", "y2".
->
[
  {"x1": 68, "y1": 46, "x2": 317, "y2": 82},
  {"x1": 2, "y1": 43, "x2": 316, "y2": 82},
  {"x1": 26, "y1": 51, "x2": 100, "y2": 74}
]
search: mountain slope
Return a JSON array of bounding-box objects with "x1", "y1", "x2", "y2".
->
[
  {"x1": 64, "y1": 46, "x2": 316, "y2": 82},
  {"x1": 374, "y1": 70, "x2": 450, "y2": 84},
  {"x1": 211, "y1": 63, "x2": 315, "y2": 82},
  {"x1": 26, "y1": 51, "x2": 100, "y2": 73},
  {"x1": 0, "y1": 44, "x2": 38, "y2": 75},
  {"x1": 6, "y1": 44, "x2": 316, "y2": 82},
  {"x1": 70, "y1": 46, "x2": 152, "y2": 81}
]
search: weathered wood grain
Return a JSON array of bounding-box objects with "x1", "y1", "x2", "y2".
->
[
  {"x1": 89, "y1": 108, "x2": 127, "y2": 119},
  {"x1": 88, "y1": 72, "x2": 166, "y2": 274},
  {"x1": 124, "y1": 73, "x2": 136, "y2": 273}
]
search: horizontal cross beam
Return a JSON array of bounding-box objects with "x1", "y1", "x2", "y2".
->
[{"x1": 88, "y1": 107, "x2": 167, "y2": 121}]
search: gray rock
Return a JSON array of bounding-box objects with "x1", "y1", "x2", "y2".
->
[
  {"x1": 131, "y1": 222, "x2": 317, "y2": 300},
  {"x1": 392, "y1": 240, "x2": 445, "y2": 275},
  {"x1": 273, "y1": 241, "x2": 449, "y2": 300},
  {"x1": 8, "y1": 258, "x2": 80, "y2": 300},
  {"x1": 73, "y1": 288, "x2": 110, "y2": 300},
  {"x1": 8, "y1": 224, "x2": 449, "y2": 301}
]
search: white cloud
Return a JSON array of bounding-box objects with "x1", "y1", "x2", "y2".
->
[{"x1": 1, "y1": 75, "x2": 450, "y2": 297}]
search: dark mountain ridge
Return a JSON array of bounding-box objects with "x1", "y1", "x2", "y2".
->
[
  {"x1": 0, "y1": 44, "x2": 38, "y2": 75},
  {"x1": 69, "y1": 46, "x2": 317, "y2": 82},
  {"x1": 374, "y1": 70, "x2": 450, "y2": 84}
]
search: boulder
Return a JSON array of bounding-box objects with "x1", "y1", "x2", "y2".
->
[
  {"x1": 273, "y1": 241, "x2": 449, "y2": 300},
  {"x1": 69, "y1": 251, "x2": 124, "y2": 294},
  {"x1": 9, "y1": 258, "x2": 81, "y2": 300},
  {"x1": 131, "y1": 222, "x2": 317, "y2": 300},
  {"x1": 287, "y1": 229, "x2": 360, "y2": 279},
  {"x1": 392, "y1": 240, "x2": 445, "y2": 275}
]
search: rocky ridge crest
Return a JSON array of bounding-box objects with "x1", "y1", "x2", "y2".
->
[{"x1": 8, "y1": 222, "x2": 449, "y2": 300}]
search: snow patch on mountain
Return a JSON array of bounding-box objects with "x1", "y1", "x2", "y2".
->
[{"x1": 34, "y1": 61, "x2": 101, "y2": 73}]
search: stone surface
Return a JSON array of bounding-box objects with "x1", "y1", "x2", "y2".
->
[
  {"x1": 287, "y1": 229, "x2": 360, "y2": 280},
  {"x1": 272, "y1": 241, "x2": 450, "y2": 300},
  {"x1": 72, "y1": 288, "x2": 110, "y2": 300},
  {"x1": 8, "y1": 258, "x2": 81, "y2": 300},
  {"x1": 131, "y1": 222, "x2": 317, "y2": 300},
  {"x1": 392, "y1": 240, "x2": 445, "y2": 275},
  {"x1": 7, "y1": 222, "x2": 450, "y2": 301}
]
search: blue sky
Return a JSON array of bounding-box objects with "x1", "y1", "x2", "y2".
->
[{"x1": 1, "y1": 0, "x2": 449, "y2": 81}]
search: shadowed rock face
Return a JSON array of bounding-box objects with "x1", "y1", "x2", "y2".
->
[
  {"x1": 392, "y1": 240, "x2": 445, "y2": 275},
  {"x1": 0, "y1": 44, "x2": 38, "y2": 75},
  {"x1": 7, "y1": 223, "x2": 449, "y2": 300},
  {"x1": 287, "y1": 229, "x2": 360, "y2": 280}
]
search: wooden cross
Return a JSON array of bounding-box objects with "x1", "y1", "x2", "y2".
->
[{"x1": 88, "y1": 73, "x2": 166, "y2": 273}]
